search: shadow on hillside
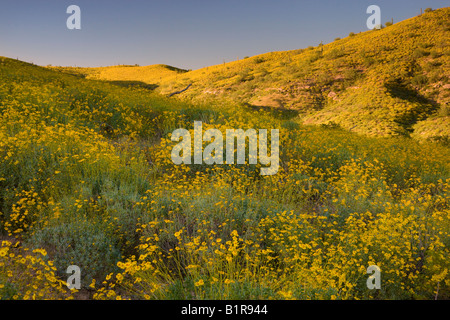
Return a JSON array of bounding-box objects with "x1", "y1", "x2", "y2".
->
[
  {"x1": 385, "y1": 80, "x2": 434, "y2": 105},
  {"x1": 106, "y1": 80, "x2": 159, "y2": 91},
  {"x1": 164, "y1": 65, "x2": 189, "y2": 73},
  {"x1": 385, "y1": 80, "x2": 439, "y2": 133},
  {"x1": 244, "y1": 103, "x2": 300, "y2": 120}
]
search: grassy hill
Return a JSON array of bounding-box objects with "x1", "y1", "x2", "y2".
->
[
  {"x1": 57, "y1": 7, "x2": 450, "y2": 140},
  {"x1": 0, "y1": 8, "x2": 449, "y2": 301},
  {"x1": 49, "y1": 64, "x2": 188, "y2": 91}
]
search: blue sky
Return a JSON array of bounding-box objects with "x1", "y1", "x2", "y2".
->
[{"x1": 0, "y1": 0, "x2": 448, "y2": 70}]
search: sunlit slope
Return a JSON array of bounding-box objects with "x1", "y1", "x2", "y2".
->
[
  {"x1": 0, "y1": 57, "x2": 201, "y2": 141},
  {"x1": 62, "y1": 8, "x2": 449, "y2": 140},
  {"x1": 2, "y1": 54, "x2": 450, "y2": 300},
  {"x1": 160, "y1": 7, "x2": 449, "y2": 138},
  {"x1": 50, "y1": 64, "x2": 187, "y2": 89}
]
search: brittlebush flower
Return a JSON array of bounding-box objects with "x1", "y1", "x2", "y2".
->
[{"x1": 194, "y1": 279, "x2": 204, "y2": 287}]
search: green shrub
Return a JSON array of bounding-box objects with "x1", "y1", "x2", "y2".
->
[
  {"x1": 343, "y1": 69, "x2": 361, "y2": 82},
  {"x1": 308, "y1": 51, "x2": 323, "y2": 63},
  {"x1": 430, "y1": 50, "x2": 441, "y2": 59},
  {"x1": 411, "y1": 74, "x2": 428, "y2": 86},
  {"x1": 437, "y1": 104, "x2": 450, "y2": 117},
  {"x1": 27, "y1": 220, "x2": 122, "y2": 288},
  {"x1": 412, "y1": 48, "x2": 430, "y2": 59},
  {"x1": 281, "y1": 120, "x2": 300, "y2": 130},
  {"x1": 254, "y1": 57, "x2": 265, "y2": 64},
  {"x1": 327, "y1": 48, "x2": 346, "y2": 60}
]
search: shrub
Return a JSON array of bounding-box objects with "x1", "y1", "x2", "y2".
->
[
  {"x1": 411, "y1": 74, "x2": 428, "y2": 86},
  {"x1": 320, "y1": 121, "x2": 341, "y2": 129},
  {"x1": 308, "y1": 50, "x2": 323, "y2": 63},
  {"x1": 0, "y1": 241, "x2": 71, "y2": 299},
  {"x1": 424, "y1": 8, "x2": 433, "y2": 13},
  {"x1": 412, "y1": 48, "x2": 430, "y2": 59},
  {"x1": 362, "y1": 56, "x2": 376, "y2": 67},
  {"x1": 430, "y1": 50, "x2": 441, "y2": 59},
  {"x1": 343, "y1": 69, "x2": 361, "y2": 82},
  {"x1": 281, "y1": 120, "x2": 300, "y2": 130},
  {"x1": 327, "y1": 48, "x2": 346, "y2": 60},
  {"x1": 437, "y1": 104, "x2": 450, "y2": 117},
  {"x1": 254, "y1": 57, "x2": 265, "y2": 64}
]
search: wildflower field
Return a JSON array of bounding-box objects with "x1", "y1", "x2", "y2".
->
[{"x1": 0, "y1": 8, "x2": 449, "y2": 301}]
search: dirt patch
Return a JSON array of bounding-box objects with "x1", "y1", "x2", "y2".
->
[{"x1": 250, "y1": 93, "x2": 288, "y2": 109}]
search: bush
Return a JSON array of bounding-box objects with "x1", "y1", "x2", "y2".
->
[
  {"x1": 424, "y1": 8, "x2": 433, "y2": 13},
  {"x1": 27, "y1": 220, "x2": 122, "y2": 288},
  {"x1": 427, "y1": 135, "x2": 450, "y2": 147},
  {"x1": 412, "y1": 48, "x2": 430, "y2": 59},
  {"x1": 281, "y1": 120, "x2": 300, "y2": 130},
  {"x1": 349, "y1": 32, "x2": 356, "y2": 37},
  {"x1": 308, "y1": 51, "x2": 323, "y2": 63},
  {"x1": 320, "y1": 121, "x2": 341, "y2": 129},
  {"x1": 437, "y1": 104, "x2": 450, "y2": 117},
  {"x1": 362, "y1": 56, "x2": 376, "y2": 67},
  {"x1": 411, "y1": 74, "x2": 428, "y2": 86},
  {"x1": 254, "y1": 57, "x2": 265, "y2": 64},
  {"x1": 327, "y1": 48, "x2": 346, "y2": 60},
  {"x1": 0, "y1": 241, "x2": 71, "y2": 299},
  {"x1": 385, "y1": 21, "x2": 393, "y2": 27},
  {"x1": 343, "y1": 69, "x2": 361, "y2": 82},
  {"x1": 430, "y1": 50, "x2": 441, "y2": 59}
]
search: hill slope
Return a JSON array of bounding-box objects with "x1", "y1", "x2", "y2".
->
[
  {"x1": 56, "y1": 7, "x2": 450, "y2": 140},
  {"x1": 1, "y1": 51, "x2": 450, "y2": 300},
  {"x1": 50, "y1": 64, "x2": 187, "y2": 90},
  {"x1": 166, "y1": 7, "x2": 450, "y2": 139}
]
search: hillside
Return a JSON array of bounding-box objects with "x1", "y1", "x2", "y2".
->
[
  {"x1": 1, "y1": 9, "x2": 450, "y2": 301},
  {"x1": 56, "y1": 7, "x2": 450, "y2": 140},
  {"x1": 50, "y1": 64, "x2": 187, "y2": 90}
]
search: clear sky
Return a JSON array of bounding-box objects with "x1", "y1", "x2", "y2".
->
[{"x1": 0, "y1": 0, "x2": 448, "y2": 70}]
